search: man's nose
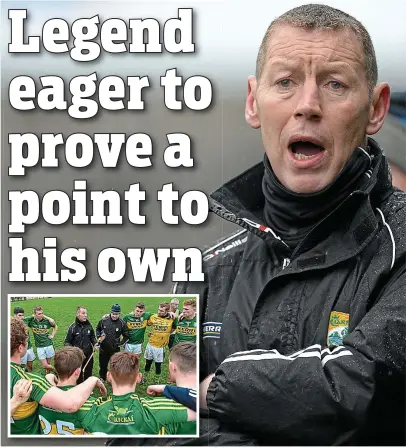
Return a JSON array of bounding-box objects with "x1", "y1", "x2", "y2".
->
[{"x1": 293, "y1": 81, "x2": 322, "y2": 120}]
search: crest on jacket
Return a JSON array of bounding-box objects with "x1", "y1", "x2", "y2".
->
[{"x1": 327, "y1": 311, "x2": 349, "y2": 347}]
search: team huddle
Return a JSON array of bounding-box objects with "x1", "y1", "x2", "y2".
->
[{"x1": 10, "y1": 298, "x2": 197, "y2": 436}]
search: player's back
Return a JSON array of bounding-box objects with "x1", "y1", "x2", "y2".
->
[
  {"x1": 38, "y1": 385, "x2": 96, "y2": 435},
  {"x1": 80, "y1": 393, "x2": 188, "y2": 435}
]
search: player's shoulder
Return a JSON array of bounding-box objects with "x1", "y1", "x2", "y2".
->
[
  {"x1": 92, "y1": 395, "x2": 113, "y2": 408},
  {"x1": 80, "y1": 395, "x2": 97, "y2": 410},
  {"x1": 139, "y1": 395, "x2": 185, "y2": 410}
]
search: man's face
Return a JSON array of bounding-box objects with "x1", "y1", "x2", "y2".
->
[
  {"x1": 170, "y1": 301, "x2": 179, "y2": 311},
  {"x1": 34, "y1": 310, "x2": 44, "y2": 321},
  {"x1": 158, "y1": 306, "x2": 167, "y2": 317},
  {"x1": 183, "y1": 305, "x2": 195, "y2": 319},
  {"x1": 77, "y1": 308, "x2": 87, "y2": 322},
  {"x1": 110, "y1": 312, "x2": 120, "y2": 321},
  {"x1": 247, "y1": 26, "x2": 374, "y2": 193},
  {"x1": 15, "y1": 312, "x2": 24, "y2": 320},
  {"x1": 135, "y1": 307, "x2": 144, "y2": 318}
]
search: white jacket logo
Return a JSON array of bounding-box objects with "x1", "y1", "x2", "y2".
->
[{"x1": 203, "y1": 237, "x2": 248, "y2": 261}]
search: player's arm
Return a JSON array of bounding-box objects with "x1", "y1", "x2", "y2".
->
[
  {"x1": 148, "y1": 385, "x2": 196, "y2": 411},
  {"x1": 40, "y1": 376, "x2": 106, "y2": 414},
  {"x1": 43, "y1": 315, "x2": 56, "y2": 326},
  {"x1": 10, "y1": 379, "x2": 32, "y2": 414},
  {"x1": 49, "y1": 323, "x2": 58, "y2": 340}
]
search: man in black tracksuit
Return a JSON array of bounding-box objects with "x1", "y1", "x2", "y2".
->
[
  {"x1": 108, "y1": 5, "x2": 405, "y2": 447},
  {"x1": 96, "y1": 304, "x2": 128, "y2": 382},
  {"x1": 64, "y1": 306, "x2": 96, "y2": 383}
]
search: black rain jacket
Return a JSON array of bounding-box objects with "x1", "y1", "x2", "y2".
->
[
  {"x1": 96, "y1": 316, "x2": 128, "y2": 354},
  {"x1": 109, "y1": 139, "x2": 406, "y2": 446},
  {"x1": 64, "y1": 317, "x2": 96, "y2": 357}
]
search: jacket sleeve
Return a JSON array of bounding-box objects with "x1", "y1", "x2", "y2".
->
[
  {"x1": 64, "y1": 323, "x2": 75, "y2": 346},
  {"x1": 206, "y1": 269, "x2": 406, "y2": 445},
  {"x1": 95, "y1": 320, "x2": 102, "y2": 338},
  {"x1": 119, "y1": 319, "x2": 129, "y2": 346},
  {"x1": 163, "y1": 386, "x2": 196, "y2": 412},
  {"x1": 90, "y1": 325, "x2": 96, "y2": 345}
]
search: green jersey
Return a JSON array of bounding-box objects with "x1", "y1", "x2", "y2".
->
[
  {"x1": 22, "y1": 317, "x2": 33, "y2": 350},
  {"x1": 173, "y1": 315, "x2": 197, "y2": 345},
  {"x1": 38, "y1": 385, "x2": 96, "y2": 435},
  {"x1": 80, "y1": 393, "x2": 188, "y2": 435},
  {"x1": 163, "y1": 421, "x2": 197, "y2": 435},
  {"x1": 10, "y1": 362, "x2": 51, "y2": 435},
  {"x1": 123, "y1": 312, "x2": 153, "y2": 344},
  {"x1": 25, "y1": 316, "x2": 55, "y2": 348}
]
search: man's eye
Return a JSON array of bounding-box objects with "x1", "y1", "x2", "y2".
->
[
  {"x1": 278, "y1": 79, "x2": 291, "y2": 88},
  {"x1": 329, "y1": 81, "x2": 344, "y2": 90}
]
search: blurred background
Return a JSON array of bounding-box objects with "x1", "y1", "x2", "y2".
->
[{"x1": 1, "y1": 0, "x2": 405, "y2": 445}]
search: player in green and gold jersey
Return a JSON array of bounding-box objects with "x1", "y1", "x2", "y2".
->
[
  {"x1": 123, "y1": 302, "x2": 153, "y2": 356},
  {"x1": 79, "y1": 351, "x2": 195, "y2": 435},
  {"x1": 143, "y1": 302, "x2": 174, "y2": 382},
  {"x1": 172, "y1": 299, "x2": 197, "y2": 346},
  {"x1": 10, "y1": 317, "x2": 107, "y2": 435},
  {"x1": 38, "y1": 347, "x2": 97, "y2": 435},
  {"x1": 24, "y1": 305, "x2": 58, "y2": 373}
]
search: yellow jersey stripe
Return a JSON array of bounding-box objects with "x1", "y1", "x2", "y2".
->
[{"x1": 12, "y1": 401, "x2": 38, "y2": 420}]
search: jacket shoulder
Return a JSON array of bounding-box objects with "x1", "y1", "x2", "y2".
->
[
  {"x1": 171, "y1": 228, "x2": 249, "y2": 295},
  {"x1": 66, "y1": 322, "x2": 76, "y2": 332},
  {"x1": 379, "y1": 189, "x2": 406, "y2": 251},
  {"x1": 201, "y1": 228, "x2": 248, "y2": 266}
]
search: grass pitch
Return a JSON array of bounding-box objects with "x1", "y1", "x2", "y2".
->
[{"x1": 11, "y1": 295, "x2": 194, "y2": 398}]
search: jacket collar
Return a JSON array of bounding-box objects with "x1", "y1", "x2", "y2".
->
[
  {"x1": 209, "y1": 138, "x2": 394, "y2": 264},
  {"x1": 75, "y1": 317, "x2": 90, "y2": 326}
]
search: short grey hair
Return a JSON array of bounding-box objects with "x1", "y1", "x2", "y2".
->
[{"x1": 256, "y1": 4, "x2": 378, "y2": 97}]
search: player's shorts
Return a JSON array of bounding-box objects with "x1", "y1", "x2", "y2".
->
[
  {"x1": 37, "y1": 345, "x2": 55, "y2": 360},
  {"x1": 125, "y1": 343, "x2": 142, "y2": 354},
  {"x1": 144, "y1": 343, "x2": 164, "y2": 363},
  {"x1": 21, "y1": 347, "x2": 36, "y2": 364}
]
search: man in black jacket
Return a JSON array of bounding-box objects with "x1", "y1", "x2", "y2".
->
[
  {"x1": 64, "y1": 306, "x2": 96, "y2": 383},
  {"x1": 96, "y1": 304, "x2": 128, "y2": 382},
  {"x1": 108, "y1": 4, "x2": 406, "y2": 447}
]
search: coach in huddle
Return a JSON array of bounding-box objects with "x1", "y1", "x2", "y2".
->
[{"x1": 65, "y1": 306, "x2": 97, "y2": 383}]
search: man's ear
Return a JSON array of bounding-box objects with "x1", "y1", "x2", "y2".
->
[
  {"x1": 107, "y1": 372, "x2": 112, "y2": 384},
  {"x1": 246, "y1": 76, "x2": 261, "y2": 129},
  {"x1": 136, "y1": 372, "x2": 142, "y2": 384},
  {"x1": 366, "y1": 82, "x2": 390, "y2": 135}
]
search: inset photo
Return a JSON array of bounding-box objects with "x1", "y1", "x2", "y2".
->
[{"x1": 9, "y1": 294, "x2": 199, "y2": 438}]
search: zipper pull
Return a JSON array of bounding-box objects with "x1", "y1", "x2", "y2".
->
[{"x1": 282, "y1": 258, "x2": 291, "y2": 269}]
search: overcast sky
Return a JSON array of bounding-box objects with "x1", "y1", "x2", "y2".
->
[{"x1": 2, "y1": 0, "x2": 405, "y2": 91}]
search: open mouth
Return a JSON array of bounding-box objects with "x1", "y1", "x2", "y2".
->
[{"x1": 289, "y1": 141, "x2": 325, "y2": 160}]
